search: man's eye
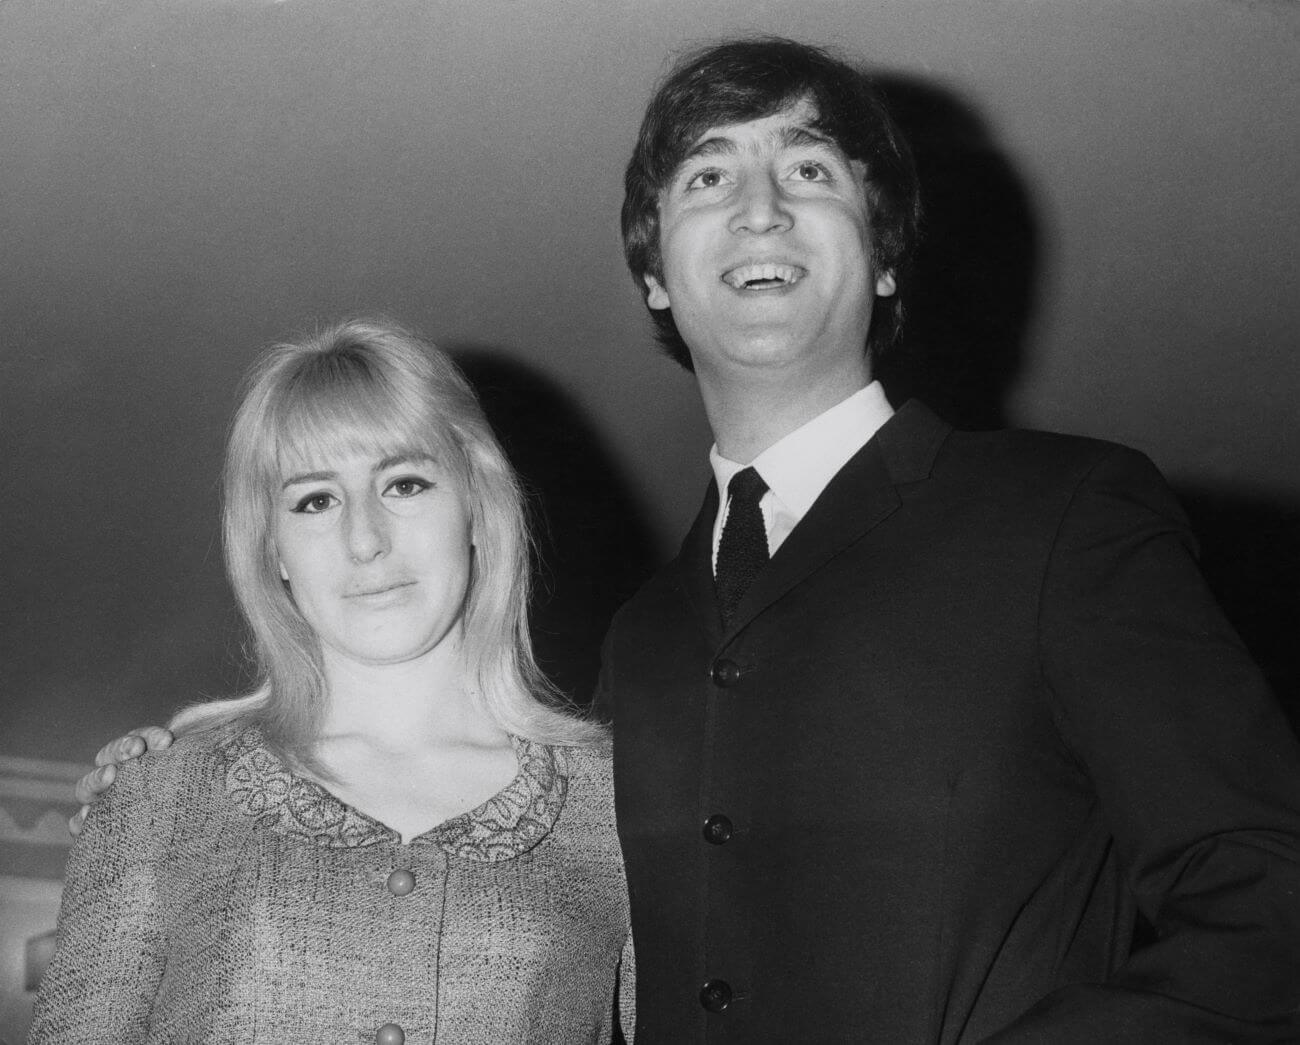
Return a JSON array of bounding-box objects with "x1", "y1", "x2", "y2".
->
[
  {"x1": 386, "y1": 477, "x2": 431, "y2": 498},
  {"x1": 686, "y1": 169, "x2": 726, "y2": 190},
  {"x1": 292, "y1": 492, "x2": 338, "y2": 514},
  {"x1": 794, "y1": 162, "x2": 830, "y2": 182}
]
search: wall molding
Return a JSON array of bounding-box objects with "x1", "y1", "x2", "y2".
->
[{"x1": 0, "y1": 757, "x2": 83, "y2": 879}]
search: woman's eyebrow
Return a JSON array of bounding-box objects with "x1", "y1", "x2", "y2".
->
[
  {"x1": 280, "y1": 453, "x2": 438, "y2": 489},
  {"x1": 281, "y1": 469, "x2": 336, "y2": 489},
  {"x1": 375, "y1": 452, "x2": 437, "y2": 473}
]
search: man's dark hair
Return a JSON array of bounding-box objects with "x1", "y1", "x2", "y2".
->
[{"x1": 621, "y1": 37, "x2": 922, "y2": 371}]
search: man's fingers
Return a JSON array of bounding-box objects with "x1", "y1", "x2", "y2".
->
[
  {"x1": 92, "y1": 726, "x2": 173, "y2": 768},
  {"x1": 67, "y1": 805, "x2": 90, "y2": 838},
  {"x1": 94, "y1": 736, "x2": 138, "y2": 767},
  {"x1": 74, "y1": 726, "x2": 175, "y2": 835},
  {"x1": 135, "y1": 726, "x2": 174, "y2": 752},
  {"x1": 74, "y1": 763, "x2": 116, "y2": 806}
]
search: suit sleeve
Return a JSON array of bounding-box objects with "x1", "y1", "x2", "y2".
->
[
  {"x1": 985, "y1": 445, "x2": 1300, "y2": 1043},
  {"x1": 28, "y1": 756, "x2": 168, "y2": 1041}
]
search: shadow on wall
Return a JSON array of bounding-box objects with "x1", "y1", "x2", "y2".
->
[
  {"x1": 872, "y1": 74, "x2": 1038, "y2": 432},
  {"x1": 453, "y1": 348, "x2": 660, "y2": 707},
  {"x1": 1179, "y1": 488, "x2": 1300, "y2": 735},
  {"x1": 863, "y1": 77, "x2": 1300, "y2": 735}
]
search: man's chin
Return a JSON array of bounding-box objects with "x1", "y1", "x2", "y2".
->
[{"x1": 702, "y1": 334, "x2": 821, "y2": 374}]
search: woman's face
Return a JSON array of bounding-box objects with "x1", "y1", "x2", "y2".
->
[{"x1": 272, "y1": 446, "x2": 475, "y2": 672}]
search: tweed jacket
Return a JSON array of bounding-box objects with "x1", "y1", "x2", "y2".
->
[
  {"x1": 31, "y1": 723, "x2": 633, "y2": 1044},
  {"x1": 604, "y1": 400, "x2": 1300, "y2": 1044}
]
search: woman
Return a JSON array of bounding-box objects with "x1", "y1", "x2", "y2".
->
[{"x1": 31, "y1": 319, "x2": 633, "y2": 1043}]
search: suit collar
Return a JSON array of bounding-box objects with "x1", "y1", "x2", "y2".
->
[
  {"x1": 670, "y1": 399, "x2": 952, "y2": 638},
  {"x1": 873, "y1": 398, "x2": 952, "y2": 485}
]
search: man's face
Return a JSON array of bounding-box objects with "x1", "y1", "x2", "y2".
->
[{"x1": 644, "y1": 98, "x2": 895, "y2": 383}]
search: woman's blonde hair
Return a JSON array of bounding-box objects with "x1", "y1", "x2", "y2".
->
[{"x1": 172, "y1": 318, "x2": 605, "y2": 760}]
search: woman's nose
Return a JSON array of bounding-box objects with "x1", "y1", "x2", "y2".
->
[{"x1": 346, "y1": 498, "x2": 390, "y2": 563}]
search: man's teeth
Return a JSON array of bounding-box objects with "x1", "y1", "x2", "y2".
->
[{"x1": 722, "y1": 264, "x2": 805, "y2": 290}]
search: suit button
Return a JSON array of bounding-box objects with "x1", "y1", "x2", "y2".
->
[
  {"x1": 702, "y1": 814, "x2": 733, "y2": 845},
  {"x1": 710, "y1": 659, "x2": 741, "y2": 687},
  {"x1": 376, "y1": 1024, "x2": 405, "y2": 1045},
  {"x1": 386, "y1": 869, "x2": 415, "y2": 896},
  {"x1": 699, "y1": 979, "x2": 732, "y2": 1012}
]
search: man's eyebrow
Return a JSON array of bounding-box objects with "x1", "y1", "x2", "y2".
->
[
  {"x1": 679, "y1": 135, "x2": 738, "y2": 164},
  {"x1": 779, "y1": 124, "x2": 836, "y2": 151},
  {"x1": 678, "y1": 123, "x2": 838, "y2": 168}
]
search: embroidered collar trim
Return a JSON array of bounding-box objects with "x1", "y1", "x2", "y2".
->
[{"x1": 221, "y1": 727, "x2": 568, "y2": 861}]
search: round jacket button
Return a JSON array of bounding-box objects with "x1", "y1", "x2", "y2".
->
[
  {"x1": 386, "y1": 869, "x2": 415, "y2": 896},
  {"x1": 710, "y1": 659, "x2": 741, "y2": 687},
  {"x1": 699, "y1": 979, "x2": 732, "y2": 1012},
  {"x1": 376, "y1": 1024, "x2": 405, "y2": 1045},
  {"x1": 702, "y1": 814, "x2": 733, "y2": 845}
]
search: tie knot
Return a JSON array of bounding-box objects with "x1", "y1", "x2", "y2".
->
[{"x1": 728, "y1": 466, "x2": 768, "y2": 506}]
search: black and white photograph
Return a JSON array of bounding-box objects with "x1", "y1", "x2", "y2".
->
[{"x1": 2, "y1": 1, "x2": 1298, "y2": 1041}]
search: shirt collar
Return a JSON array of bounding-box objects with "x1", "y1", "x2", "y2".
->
[{"x1": 709, "y1": 381, "x2": 894, "y2": 522}]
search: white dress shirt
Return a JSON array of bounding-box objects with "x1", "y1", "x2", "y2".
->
[{"x1": 709, "y1": 381, "x2": 895, "y2": 570}]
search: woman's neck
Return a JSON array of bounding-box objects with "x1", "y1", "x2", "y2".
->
[
  {"x1": 316, "y1": 639, "x2": 503, "y2": 753},
  {"x1": 307, "y1": 642, "x2": 516, "y2": 843}
]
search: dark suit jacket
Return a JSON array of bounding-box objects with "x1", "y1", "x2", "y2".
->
[{"x1": 601, "y1": 401, "x2": 1300, "y2": 1044}]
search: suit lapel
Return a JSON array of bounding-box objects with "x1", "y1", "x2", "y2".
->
[
  {"x1": 727, "y1": 400, "x2": 952, "y2": 634},
  {"x1": 667, "y1": 480, "x2": 726, "y2": 638}
]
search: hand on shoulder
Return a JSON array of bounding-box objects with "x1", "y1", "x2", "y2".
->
[{"x1": 69, "y1": 726, "x2": 175, "y2": 836}]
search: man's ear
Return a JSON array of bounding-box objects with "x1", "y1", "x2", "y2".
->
[
  {"x1": 644, "y1": 274, "x2": 671, "y2": 310},
  {"x1": 875, "y1": 271, "x2": 897, "y2": 297}
]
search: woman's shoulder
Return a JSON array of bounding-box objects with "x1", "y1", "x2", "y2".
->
[
  {"x1": 77, "y1": 722, "x2": 245, "y2": 846},
  {"x1": 557, "y1": 740, "x2": 613, "y2": 786},
  {"x1": 549, "y1": 741, "x2": 616, "y2": 821},
  {"x1": 109, "y1": 720, "x2": 247, "y2": 804}
]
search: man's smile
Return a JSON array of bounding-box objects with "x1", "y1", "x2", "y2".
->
[{"x1": 721, "y1": 262, "x2": 807, "y2": 291}]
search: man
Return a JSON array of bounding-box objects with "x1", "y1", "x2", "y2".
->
[
  {"x1": 81, "y1": 37, "x2": 1300, "y2": 1044},
  {"x1": 602, "y1": 38, "x2": 1300, "y2": 1043}
]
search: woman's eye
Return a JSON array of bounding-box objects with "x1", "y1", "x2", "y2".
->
[
  {"x1": 386, "y1": 477, "x2": 431, "y2": 498},
  {"x1": 795, "y1": 162, "x2": 829, "y2": 182},
  {"x1": 292, "y1": 492, "x2": 338, "y2": 514}
]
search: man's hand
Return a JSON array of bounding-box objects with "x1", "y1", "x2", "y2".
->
[{"x1": 69, "y1": 726, "x2": 174, "y2": 836}]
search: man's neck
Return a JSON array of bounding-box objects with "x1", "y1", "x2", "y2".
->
[{"x1": 697, "y1": 357, "x2": 873, "y2": 464}]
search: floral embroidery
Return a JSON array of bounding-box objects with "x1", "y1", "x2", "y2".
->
[{"x1": 220, "y1": 727, "x2": 568, "y2": 861}]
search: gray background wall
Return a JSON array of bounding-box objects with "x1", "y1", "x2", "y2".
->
[{"x1": 3, "y1": 0, "x2": 1298, "y2": 770}]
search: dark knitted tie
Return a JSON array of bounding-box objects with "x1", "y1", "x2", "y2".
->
[{"x1": 715, "y1": 466, "x2": 769, "y2": 625}]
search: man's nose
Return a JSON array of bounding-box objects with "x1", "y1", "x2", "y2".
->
[
  {"x1": 728, "y1": 173, "x2": 793, "y2": 234},
  {"x1": 346, "y1": 497, "x2": 390, "y2": 563}
]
